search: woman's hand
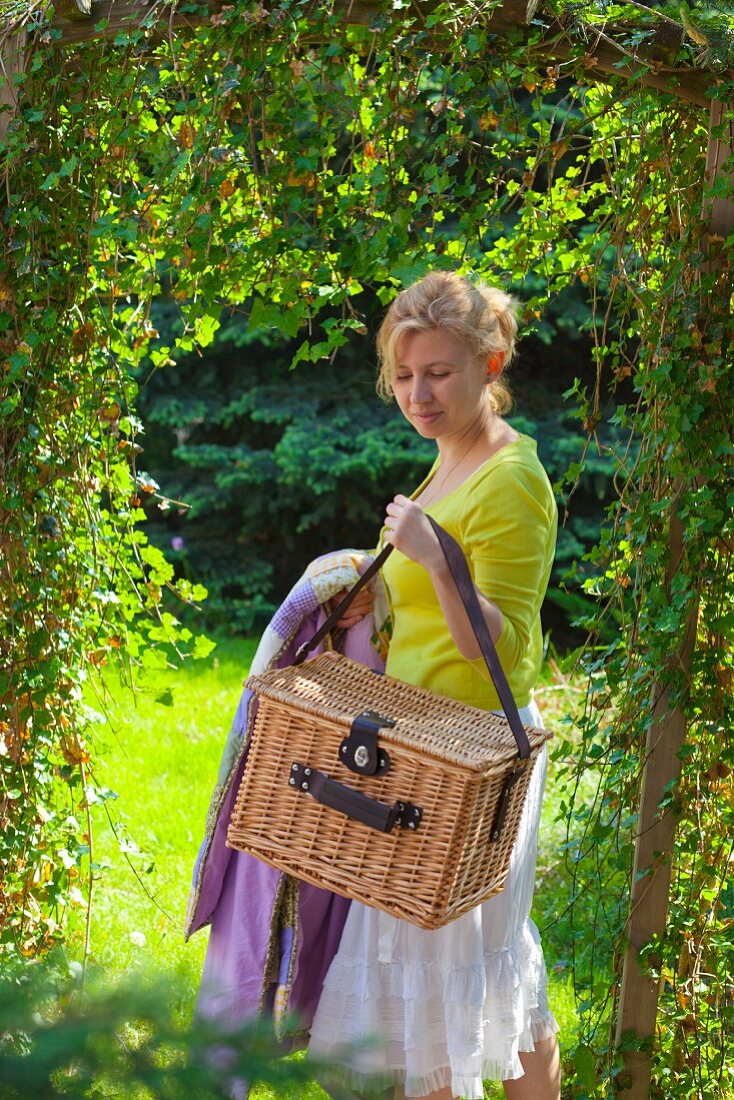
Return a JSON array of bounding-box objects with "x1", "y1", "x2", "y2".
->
[
  {"x1": 332, "y1": 585, "x2": 375, "y2": 629},
  {"x1": 383, "y1": 495, "x2": 443, "y2": 573}
]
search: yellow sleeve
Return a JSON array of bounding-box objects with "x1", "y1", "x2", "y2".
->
[{"x1": 459, "y1": 458, "x2": 557, "y2": 679}]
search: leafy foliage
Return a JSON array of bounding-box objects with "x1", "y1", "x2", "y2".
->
[
  {"x1": 0, "y1": 1, "x2": 732, "y2": 1097},
  {"x1": 0, "y1": 965, "x2": 319, "y2": 1098}
]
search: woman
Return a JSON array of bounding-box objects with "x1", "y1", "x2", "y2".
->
[{"x1": 309, "y1": 271, "x2": 561, "y2": 1100}]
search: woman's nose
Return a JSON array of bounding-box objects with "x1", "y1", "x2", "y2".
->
[{"x1": 411, "y1": 377, "x2": 431, "y2": 404}]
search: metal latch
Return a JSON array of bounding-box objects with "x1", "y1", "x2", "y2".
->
[{"x1": 339, "y1": 709, "x2": 395, "y2": 776}]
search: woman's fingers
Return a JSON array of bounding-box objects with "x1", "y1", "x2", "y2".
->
[
  {"x1": 332, "y1": 586, "x2": 375, "y2": 628},
  {"x1": 382, "y1": 495, "x2": 439, "y2": 569},
  {"x1": 336, "y1": 587, "x2": 373, "y2": 611},
  {"x1": 385, "y1": 494, "x2": 411, "y2": 519}
]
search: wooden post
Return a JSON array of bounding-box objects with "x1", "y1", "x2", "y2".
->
[
  {"x1": 703, "y1": 99, "x2": 734, "y2": 243},
  {"x1": 613, "y1": 528, "x2": 700, "y2": 1096},
  {"x1": 0, "y1": 29, "x2": 27, "y2": 148},
  {"x1": 614, "y1": 99, "x2": 734, "y2": 1100}
]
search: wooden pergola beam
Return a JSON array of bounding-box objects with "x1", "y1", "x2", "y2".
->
[
  {"x1": 25, "y1": 0, "x2": 542, "y2": 44},
  {"x1": 25, "y1": 0, "x2": 725, "y2": 110},
  {"x1": 525, "y1": 23, "x2": 711, "y2": 109}
]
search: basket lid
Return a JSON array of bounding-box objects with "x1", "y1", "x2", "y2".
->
[{"x1": 246, "y1": 652, "x2": 551, "y2": 772}]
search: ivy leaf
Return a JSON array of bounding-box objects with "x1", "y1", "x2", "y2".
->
[
  {"x1": 59, "y1": 155, "x2": 78, "y2": 177},
  {"x1": 573, "y1": 1044, "x2": 597, "y2": 1090}
]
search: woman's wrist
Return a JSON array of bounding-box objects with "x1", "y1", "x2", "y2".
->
[{"x1": 423, "y1": 542, "x2": 450, "y2": 579}]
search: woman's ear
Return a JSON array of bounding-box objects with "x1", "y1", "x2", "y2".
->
[{"x1": 486, "y1": 352, "x2": 505, "y2": 381}]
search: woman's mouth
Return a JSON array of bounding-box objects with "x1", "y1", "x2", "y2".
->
[{"x1": 413, "y1": 412, "x2": 441, "y2": 424}]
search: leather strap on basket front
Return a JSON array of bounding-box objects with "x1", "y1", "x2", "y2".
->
[{"x1": 426, "y1": 516, "x2": 531, "y2": 762}]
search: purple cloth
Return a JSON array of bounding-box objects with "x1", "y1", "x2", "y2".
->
[{"x1": 190, "y1": 603, "x2": 384, "y2": 1031}]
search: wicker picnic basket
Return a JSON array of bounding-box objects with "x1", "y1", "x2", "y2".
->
[
  {"x1": 226, "y1": 518, "x2": 553, "y2": 930},
  {"x1": 227, "y1": 651, "x2": 550, "y2": 929}
]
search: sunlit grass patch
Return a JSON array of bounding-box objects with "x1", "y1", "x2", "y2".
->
[{"x1": 69, "y1": 637, "x2": 256, "y2": 1011}]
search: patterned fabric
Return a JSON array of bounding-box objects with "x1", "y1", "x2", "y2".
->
[{"x1": 249, "y1": 549, "x2": 388, "y2": 677}]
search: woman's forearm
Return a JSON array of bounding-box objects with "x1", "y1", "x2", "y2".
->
[{"x1": 426, "y1": 556, "x2": 504, "y2": 660}]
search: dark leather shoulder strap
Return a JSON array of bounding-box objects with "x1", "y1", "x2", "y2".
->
[{"x1": 426, "y1": 516, "x2": 531, "y2": 759}]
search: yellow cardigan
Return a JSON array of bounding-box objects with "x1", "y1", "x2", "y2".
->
[{"x1": 381, "y1": 435, "x2": 557, "y2": 711}]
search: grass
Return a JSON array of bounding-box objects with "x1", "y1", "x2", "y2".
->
[
  {"x1": 67, "y1": 637, "x2": 581, "y2": 1097},
  {"x1": 68, "y1": 636, "x2": 257, "y2": 1008}
]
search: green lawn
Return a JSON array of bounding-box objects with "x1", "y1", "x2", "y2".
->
[
  {"x1": 69, "y1": 637, "x2": 579, "y2": 1098},
  {"x1": 69, "y1": 637, "x2": 257, "y2": 1006}
]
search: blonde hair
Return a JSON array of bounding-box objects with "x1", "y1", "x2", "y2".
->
[{"x1": 376, "y1": 271, "x2": 518, "y2": 414}]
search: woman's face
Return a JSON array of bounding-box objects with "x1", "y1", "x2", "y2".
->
[{"x1": 392, "y1": 328, "x2": 487, "y2": 443}]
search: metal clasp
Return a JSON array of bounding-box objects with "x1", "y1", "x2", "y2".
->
[{"x1": 339, "y1": 709, "x2": 395, "y2": 776}]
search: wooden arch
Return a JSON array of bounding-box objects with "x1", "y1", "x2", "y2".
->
[{"x1": 1, "y1": 4, "x2": 733, "y2": 1098}]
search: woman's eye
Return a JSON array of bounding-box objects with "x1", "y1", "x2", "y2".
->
[
  {"x1": 395, "y1": 374, "x2": 411, "y2": 382},
  {"x1": 431, "y1": 371, "x2": 449, "y2": 378}
]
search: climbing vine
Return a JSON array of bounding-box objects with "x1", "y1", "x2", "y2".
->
[
  {"x1": 0, "y1": 1, "x2": 732, "y2": 1095},
  {"x1": 539, "y1": 85, "x2": 734, "y2": 1098}
]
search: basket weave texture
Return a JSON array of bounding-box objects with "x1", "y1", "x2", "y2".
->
[{"x1": 227, "y1": 651, "x2": 552, "y2": 929}]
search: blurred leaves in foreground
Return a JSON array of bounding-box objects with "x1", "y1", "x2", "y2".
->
[{"x1": 0, "y1": 966, "x2": 316, "y2": 1099}]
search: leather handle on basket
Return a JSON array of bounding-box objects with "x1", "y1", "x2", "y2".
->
[
  {"x1": 294, "y1": 517, "x2": 531, "y2": 762},
  {"x1": 426, "y1": 517, "x2": 531, "y2": 762},
  {"x1": 289, "y1": 762, "x2": 422, "y2": 834}
]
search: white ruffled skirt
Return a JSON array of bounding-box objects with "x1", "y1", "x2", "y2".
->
[{"x1": 308, "y1": 700, "x2": 558, "y2": 1099}]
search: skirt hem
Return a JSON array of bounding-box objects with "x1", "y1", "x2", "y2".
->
[{"x1": 309, "y1": 1010, "x2": 559, "y2": 1098}]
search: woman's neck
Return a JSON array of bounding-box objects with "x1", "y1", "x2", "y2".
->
[
  {"x1": 417, "y1": 412, "x2": 519, "y2": 509},
  {"x1": 437, "y1": 408, "x2": 494, "y2": 467}
]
